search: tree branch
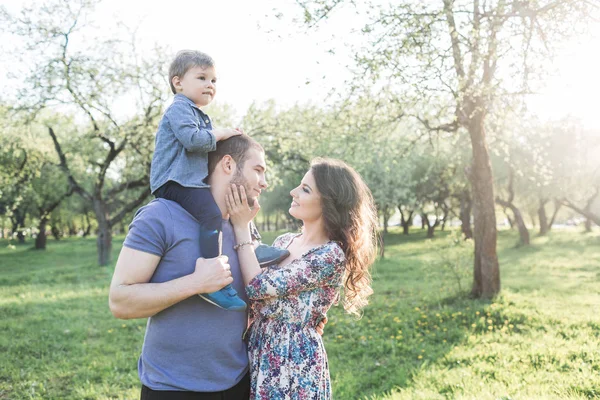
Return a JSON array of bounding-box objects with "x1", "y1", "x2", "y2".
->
[
  {"x1": 109, "y1": 187, "x2": 151, "y2": 227},
  {"x1": 48, "y1": 126, "x2": 92, "y2": 201}
]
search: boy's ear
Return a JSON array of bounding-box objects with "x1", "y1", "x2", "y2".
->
[
  {"x1": 220, "y1": 155, "x2": 236, "y2": 175},
  {"x1": 172, "y1": 76, "x2": 181, "y2": 91}
]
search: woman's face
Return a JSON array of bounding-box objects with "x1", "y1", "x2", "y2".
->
[{"x1": 289, "y1": 169, "x2": 323, "y2": 222}]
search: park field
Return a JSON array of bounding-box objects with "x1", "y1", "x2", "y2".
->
[{"x1": 1, "y1": 228, "x2": 599, "y2": 399}]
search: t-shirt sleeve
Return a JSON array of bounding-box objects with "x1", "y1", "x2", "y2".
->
[{"x1": 123, "y1": 201, "x2": 172, "y2": 257}]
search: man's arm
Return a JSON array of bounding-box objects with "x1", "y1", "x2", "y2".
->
[{"x1": 109, "y1": 247, "x2": 233, "y2": 319}]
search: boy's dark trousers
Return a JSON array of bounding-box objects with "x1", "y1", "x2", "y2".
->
[{"x1": 154, "y1": 181, "x2": 222, "y2": 258}]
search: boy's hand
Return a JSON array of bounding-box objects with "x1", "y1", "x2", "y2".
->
[{"x1": 213, "y1": 128, "x2": 243, "y2": 142}]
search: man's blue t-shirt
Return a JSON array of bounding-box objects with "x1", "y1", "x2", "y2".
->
[{"x1": 123, "y1": 199, "x2": 248, "y2": 392}]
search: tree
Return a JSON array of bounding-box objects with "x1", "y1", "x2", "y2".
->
[
  {"x1": 294, "y1": 0, "x2": 596, "y2": 298},
  {"x1": 3, "y1": 0, "x2": 168, "y2": 264}
]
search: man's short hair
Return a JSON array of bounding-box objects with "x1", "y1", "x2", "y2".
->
[
  {"x1": 168, "y1": 50, "x2": 214, "y2": 94},
  {"x1": 208, "y1": 135, "x2": 264, "y2": 176}
]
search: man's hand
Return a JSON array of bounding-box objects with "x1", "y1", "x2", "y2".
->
[
  {"x1": 213, "y1": 128, "x2": 243, "y2": 142},
  {"x1": 191, "y1": 255, "x2": 234, "y2": 294},
  {"x1": 316, "y1": 316, "x2": 328, "y2": 336}
]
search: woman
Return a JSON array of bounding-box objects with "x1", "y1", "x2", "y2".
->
[{"x1": 226, "y1": 158, "x2": 378, "y2": 399}]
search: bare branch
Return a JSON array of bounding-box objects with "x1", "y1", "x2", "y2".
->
[
  {"x1": 48, "y1": 126, "x2": 92, "y2": 201},
  {"x1": 109, "y1": 187, "x2": 151, "y2": 227},
  {"x1": 106, "y1": 177, "x2": 149, "y2": 198}
]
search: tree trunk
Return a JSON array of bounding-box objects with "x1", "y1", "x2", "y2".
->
[
  {"x1": 51, "y1": 225, "x2": 61, "y2": 240},
  {"x1": 547, "y1": 200, "x2": 561, "y2": 232},
  {"x1": 423, "y1": 212, "x2": 439, "y2": 238},
  {"x1": 528, "y1": 210, "x2": 537, "y2": 229},
  {"x1": 469, "y1": 110, "x2": 500, "y2": 299},
  {"x1": 538, "y1": 199, "x2": 549, "y2": 236},
  {"x1": 399, "y1": 207, "x2": 413, "y2": 235},
  {"x1": 503, "y1": 208, "x2": 514, "y2": 229},
  {"x1": 94, "y1": 200, "x2": 112, "y2": 266},
  {"x1": 585, "y1": 218, "x2": 592, "y2": 232},
  {"x1": 83, "y1": 213, "x2": 92, "y2": 237},
  {"x1": 459, "y1": 190, "x2": 473, "y2": 239},
  {"x1": 382, "y1": 205, "x2": 390, "y2": 234},
  {"x1": 496, "y1": 199, "x2": 530, "y2": 246},
  {"x1": 35, "y1": 217, "x2": 48, "y2": 250},
  {"x1": 421, "y1": 214, "x2": 426, "y2": 229},
  {"x1": 562, "y1": 190, "x2": 600, "y2": 227},
  {"x1": 68, "y1": 221, "x2": 77, "y2": 236},
  {"x1": 441, "y1": 206, "x2": 449, "y2": 231},
  {"x1": 11, "y1": 209, "x2": 27, "y2": 244}
]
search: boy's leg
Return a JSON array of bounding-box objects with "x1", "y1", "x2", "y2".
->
[
  {"x1": 249, "y1": 221, "x2": 290, "y2": 268},
  {"x1": 155, "y1": 182, "x2": 246, "y2": 311}
]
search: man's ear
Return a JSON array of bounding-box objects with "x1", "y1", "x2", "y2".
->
[{"x1": 220, "y1": 155, "x2": 236, "y2": 175}]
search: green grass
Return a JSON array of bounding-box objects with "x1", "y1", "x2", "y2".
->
[{"x1": 1, "y1": 228, "x2": 599, "y2": 399}]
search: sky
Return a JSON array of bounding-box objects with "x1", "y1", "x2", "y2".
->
[{"x1": 2, "y1": 0, "x2": 599, "y2": 128}]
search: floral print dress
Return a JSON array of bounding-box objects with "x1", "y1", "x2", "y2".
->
[{"x1": 245, "y1": 233, "x2": 346, "y2": 400}]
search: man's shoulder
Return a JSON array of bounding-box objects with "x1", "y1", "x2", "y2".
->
[{"x1": 135, "y1": 198, "x2": 189, "y2": 221}]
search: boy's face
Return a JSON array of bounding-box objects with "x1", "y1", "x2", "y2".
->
[{"x1": 173, "y1": 65, "x2": 217, "y2": 107}]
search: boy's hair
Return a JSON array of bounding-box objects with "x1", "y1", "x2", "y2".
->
[
  {"x1": 168, "y1": 50, "x2": 215, "y2": 94},
  {"x1": 208, "y1": 135, "x2": 264, "y2": 176}
]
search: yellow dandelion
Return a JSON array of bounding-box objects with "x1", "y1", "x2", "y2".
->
[
  {"x1": 418, "y1": 355, "x2": 423, "y2": 359},
  {"x1": 487, "y1": 319, "x2": 493, "y2": 324},
  {"x1": 509, "y1": 324, "x2": 514, "y2": 329},
  {"x1": 471, "y1": 324, "x2": 477, "y2": 328},
  {"x1": 487, "y1": 326, "x2": 493, "y2": 330},
  {"x1": 476, "y1": 311, "x2": 480, "y2": 315}
]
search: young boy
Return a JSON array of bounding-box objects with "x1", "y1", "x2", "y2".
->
[{"x1": 150, "y1": 50, "x2": 287, "y2": 311}]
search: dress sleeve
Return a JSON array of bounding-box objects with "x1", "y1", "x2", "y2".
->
[
  {"x1": 245, "y1": 242, "x2": 345, "y2": 300},
  {"x1": 271, "y1": 232, "x2": 296, "y2": 249}
]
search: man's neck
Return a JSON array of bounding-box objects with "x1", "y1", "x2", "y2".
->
[{"x1": 209, "y1": 181, "x2": 229, "y2": 219}]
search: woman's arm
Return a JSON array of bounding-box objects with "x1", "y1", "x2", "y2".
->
[
  {"x1": 244, "y1": 246, "x2": 345, "y2": 300},
  {"x1": 225, "y1": 184, "x2": 264, "y2": 285}
]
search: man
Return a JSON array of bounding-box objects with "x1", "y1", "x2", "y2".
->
[{"x1": 109, "y1": 135, "x2": 266, "y2": 399}]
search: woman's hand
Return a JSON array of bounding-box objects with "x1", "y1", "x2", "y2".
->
[{"x1": 226, "y1": 184, "x2": 260, "y2": 229}]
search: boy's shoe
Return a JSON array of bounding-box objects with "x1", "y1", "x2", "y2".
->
[
  {"x1": 255, "y1": 244, "x2": 290, "y2": 268},
  {"x1": 199, "y1": 284, "x2": 247, "y2": 311},
  {"x1": 197, "y1": 230, "x2": 246, "y2": 311}
]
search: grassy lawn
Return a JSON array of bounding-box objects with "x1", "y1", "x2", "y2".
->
[{"x1": 1, "y1": 228, "x2": 599, "y2": 399}]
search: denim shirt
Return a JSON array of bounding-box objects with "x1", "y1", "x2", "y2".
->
[{"x1": 150, "y1": 94, "x2": 216, "y2": 193}]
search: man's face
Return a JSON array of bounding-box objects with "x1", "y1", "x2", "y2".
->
[{"x1": 230, "y1": 148, "x2": 268, "y2": 207}]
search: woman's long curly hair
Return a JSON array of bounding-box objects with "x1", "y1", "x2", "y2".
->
[{"x1": 310, "y1": 158, "x2": 379, "y2": 317}]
